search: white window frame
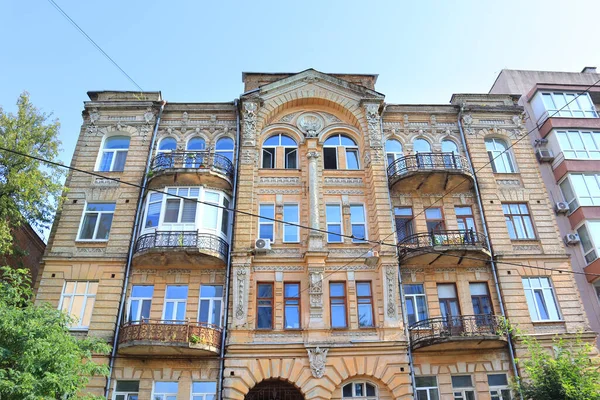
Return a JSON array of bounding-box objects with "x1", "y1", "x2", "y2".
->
[
  {"x1": 162, "y1": 285, "x2": 188, "y2": 323},
  {"x1": 451, "y1": 375, "x2": 476, "y2": 400},
  {"x1": 559, "y1": 173, "x2": 600, "y2": 213},
  {"x1": 152, "y1": 381, "x2": 178, "y2": 400},
  {"x1": 282, "y1": 203, "x2": 300, "y2": 243},
  {"x1": 96, "y1": 135, "x2": 130, "y2": 172},
  {"x1": 198, "y1": 285, "x2": 223, "y2": 327},
  {"x1": 502, "y1": 203, "x2": 536, "y2": 240},
  {"x1": 385, "y1": 139, "x2": 403, "y2": 166},
  {"x1": 576, "y1": 220, "x2": 600, "y2": 265},
  {"x1": 326, "y1": 203, "x2": 343, "y2": 243},
  {"x1": 522, "y1": 277, "x2": 561, "y2": 322},
  {"x1": 341, "y1": 381, "x2": 377, "y2": 399},
  {"x1": 58, "y1": 281, "x2": 98, "y2": 330},
  {"x1": 415, "y1": 376, "x2": 440, "y2": 400},
  {"x1": 156, "y1": 137, "x2": 177, "y2": 155},
  {"x1": 488, "y1": 374, "x2": 512, "y2": 400},
  {"x1": 113, "y1": 380, "x2": 139, "y2": 400},
  {"x1": 77, "y1": 202, "x2": 116, "y2": 241},
  {"x1": 323, "y1": 134, "x2": 360, "y2": 170},
  {"x1": 127, "y1": 285, "x2": 153, "y2": 323},
  {"x1": 191, "y1": 381, "x2": 217, "y2": 400},
  {"x1": 555, "y1": 130, "x2": 600, "y2": 160},
  {"x1": 258, "y1": 203, "x2": 275, "y2": 242},
  {"x1": 350, "y1": 204, "x2": 367, "y2": 243},
  {"x1": 404, "y1": 284, "x2": 429, "y2": 326},
  {"x1": 261, "y1": 134, "x2": 298, "y2": 169},
  {"x1": 485, "y1": 138, "x2": 516, "y2": 173},
  {"x1": 539, "y1": 91, "x2": 598, "y2": 120}
]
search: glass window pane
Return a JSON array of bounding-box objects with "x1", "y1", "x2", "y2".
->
[
  {"x1": 96, "y1": 213, "x2": 114, "y2": 240},
  {"x1": 155, "y1": 382, "x2": 178, "y2": 392},
  {"x1": 259, "y1": 225, "x2": 274, "y2": 241},
  {"x1": 159, "y1": 138, "x2": 177, "y2": 151},
  {"x1": 350, "y1": 205, "x2": 365, "y2": 223},
  {"x1": 488, "y1": 374, "x2": 508, "y2": 386},
  {"x1": 113, "y1": 151, "x2": 128, "y2": 171},
  {"x1": 258, "y1": 284, "x2": 273, "y2": 298},
  {"x1": 343, "y1": 384, "x2": 353, "y2": 397},
  {"x1": 116, "y1": 380, "x2": 140, "y2": 392},
  {"x1": 414, "y1": 139, "x2": 431, "y2": 153},
  {"x1": 132, "y1": 286, "x2": 154, "y2": 297},
  {"x1": 166, "y1": 286, "x2": 188, "y2": 299},
  {"x1": 280, "y1": 135, "x2": 296, "y2": 146},
  {"x1": 80, "y1": 214, "x2": 98, "y2": 239},
  {"x1": 164, "y1": 200, "x2": 180, "y2": 222},
  {"x1": 323, "y1": 147, "x2": 338, "y2": 169},
  {"x1": 416, "y1": 376, "x2": 438, "y2": 387},
  {"x1": 187, "y1": 138, "x2": 206, "y2": 150},
  {"x1": 330, "y1": 283, "x2": 345, "y2": 297},
  {"x1": 451, "y1": 375, "x2": 473, "y2": 388},
  {"x1": 425, "y1": 208, "x2": 442, "y2": 219},
  {"x1": 405, "y1": 284, "x2": 424, "y2": 295},
  {"x1": 357, "y1": 282, "x2": 371, "y2": 296},
  {"x1": 340, "y1": 135, "x2": 356, "y2": 146},
  {"x1": 386, "y1": 139, "x2": 402, "y2": 152},
  {"x1": 106, "y1": 136, "x2": 130, "y2": 149},
  {"x1": 262, "y1": 148, "x2": 274, "y2": 168},
  {"x1": 326, "y1": 205, "x2": 341, "y2": 222},
  {"x1": 346, "y1": 149, "x2": 359, "y2": 169},
  {"x1": 260, "y1": 204, "x2": 275, "y2": 220},
  {"x1": 192, "y1": 382, "x2": 217, "y2": 393},
  {"x1": 203, "y1": 203, "x2": 218, "y2": 230},
  {"x1": 216, "y1": 138, "x2": 234, "y2": 150},
  {"x1": 82, "y1": 297, "x2": 95, "y2": 326},
  {"x1": 285, "y1": 283, "x2": 299, "y2": 298}
]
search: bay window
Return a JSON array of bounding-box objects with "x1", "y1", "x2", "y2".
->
[
  {"x1": 577, "y1": 221, "x2": 600, "y2": 264},
  {"x1": 555, "y1": 130, "x2": 600, "y2": 160},
  {"x1": 532, "y1": 91, "x2": 597, "y2": 122},
  {"x1": 559, "y1": 174, "x2": 600, "y2": 212}
]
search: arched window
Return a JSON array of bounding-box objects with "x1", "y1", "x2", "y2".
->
[
  {"x1": 442, "y1": 139, "x2": 458, "y2": 154},
  {"x1": 262, "y1": 134, "x2": 298, "y2": 169},
  {"x1": 485, "y1": 138, "x2": 516, "y2": 173},
  {"x1": 385, "y1": 139, "x2": 403, "y2": 166},
  {"x1": 413, "y1": 138, "x2": 431, "y2": 153},
  {"x1": 441, "y1": 139, "x2": 461, "y2": 168},
  {"x1": 158, "y1": 137, "x2": 177, "y2": 153},
  {"x1": 413, "y1": 138, "x2": 432, "y2": 168},
  {"x1": 323, "y1": 134, "x2": 359, "y2": 170},
  {"x1": 187, "y1": 137, "x2": 206, "y2": 151},
  {"x1": 215, "y1": 137, "x2": 234, "y2": 162},
  {"x1": 98, "y1": 135, "x2": 130, "y2": 172},
  {"x1": 185, "y1": 137, "x2": 206, "y2": 168},
  {"x1": 342, "y1": 382, "x2": 377, "y2": 399},
  {"x1": 155, "y1": 137, "x2": 177, "y2": 168}
]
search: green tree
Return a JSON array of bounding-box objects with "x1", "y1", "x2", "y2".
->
[
  {"x1": 510, "y1": 326, "x2": 600, "y2": 400},
  {"x1": 0, "y1": 92, "x2": 65, "y2": 255},
  {"x1": 0, "y1": 267, "x2": 111, "y2": 399}
]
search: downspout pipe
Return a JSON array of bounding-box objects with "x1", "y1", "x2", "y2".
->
[
  {"x1": 218, "y1": 99, "x2": 241, "y2": 400},
  {"x1": 457, "y1": 106, "x2": 522, "y2": 399},
  {"x1": 379, "y1": 104, "x2": 417, "y2": 398},
  {"x1": 104, "y1": 100, "x2": 166, "y2": 399}
]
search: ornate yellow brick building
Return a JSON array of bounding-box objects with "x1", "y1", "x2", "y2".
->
[{"x1": 35, "y1": 70, "x2": 596, "y2": 400}]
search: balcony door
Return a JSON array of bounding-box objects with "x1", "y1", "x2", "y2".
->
[
  {"x1": 470, "y1": 283, "x2": 494, "y2": 330},
  {"x1": 437, "y1": 284, "x2": 462, "y2": 334},
  {"x1": 455, "y1": 206, "x2": 476, "y2": 244},
  {"x1": 425, "y1": 208, "x2": 446, "y2": 245}
]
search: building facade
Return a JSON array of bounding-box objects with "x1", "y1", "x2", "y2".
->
[
  {"x1": 35, "y1": 70, "x2": 596, "y2": 400},
  {"x1": 490, "y1": 67, "x2": 600, "y2": 344}
]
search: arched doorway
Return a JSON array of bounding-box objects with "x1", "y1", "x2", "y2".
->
[{"x1": 245, "y1": 379, "x2": 304, "y2": 400}]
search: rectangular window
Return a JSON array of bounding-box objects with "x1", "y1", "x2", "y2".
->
[
  {"x1": 78, "y1": 203, "x2": 116, "y2": 240},
  {"x1": 488, "y1": 374, "x2": 512, "y2": 400},
  {"x1": 258, "y1": 204, "x2": 275, "y2": 241},
  {"x1": 455, "y1": 206, "x2": 476, "y2": 233},
  {"x1": 425, "y1": 208, "x2": 445, "y2": 233},
  {"x1": 162, "y1": 188, "x2": 200, "y2": 224},
  {"x1": 114, "y1": 380, "x2": 139, "y2": 400},
  {"x1": 395, "y1": 207, "x2": 414, "y2": 243},
  {"x1": 257, "y1": 283, "x2": 273, "y2": 329},
  {"x1": 59, "y1": 281, "x2": 98, "y2": 330},
  {"x1": 128, "y1": 285, "x2": 153, "y2": 323},
  {"x1": 153, "y1": 381, "x2": 178, "y2": 400},
  {"x1": 203, "y1": 192, "x2": 220, "y2": 230},
  {"x1": 350, "y1": 205, "x2": 367, "y2": 242},
  {"x1": 330, "y1": 282, "x2": 347, "y2": 328},
  {"x1": 284, "y1": 282, "x2": 300, "y2": 329},
  {"x1": 262, "y1": 147, "x2": 275, "y2": 168},
  {"x1": 522, "y1": 277, "x2": 561, "y2": 321},
  {"x1": 556, "y1": 130, "x2": 600, "y2": 160},
  {"x1": 324, "y1": 147, "x2": 338, "y2": 169},
  {"x1": 438, "y1": 284, "x2": 461, "y2": 328},
  {"x1": 404, "y1": 284, "x2": 429, "y2": 326},
  {"x1": 502, "y1": 204, "x2": 536, "y2": 240},
  {"x1": 163, "y1": 285, "x2": 188, "y2": 323},
  {"x1": 144, "y1": 192, "x2": 163, "y2": 228},
  {"x1": 199, "y1": 285, "x2": 223, "y2": 327},
  {"x1": 192, "y1": 382, "x2": 217, "y2": 400},
  {"x1": 539, "y1": 92, "x2": 598, "y2": 119},
  {"x1": 470, "y1": 283, "x2": 492, "y2": 316},
  {"x1": 356, "y1": 281, "x2": 374, "y2": 327},
  {"x1": 415, "y1": 376, "x2": 440, "y2": 400},
  {"x1": 285, "y1": 148, "x2": 297, "y2": 169},
  {"x1": 451, "y1": 375, "x2": 476, "y2": 400},
  {"x1": 326, "y1": 204, "x2": 343, "y2": 243},
  {"x1": 559, "y1": 174, "x2": 600, "y2": 212},
  {"x1": 220, "y1": 197, "x2": 230, "y2": 236},
  {"x1": 577, "y1": 221, "x2": 600, "y2": 264},
  {"x1": 283, "y1": 204, "x2": 300, "y2": 243}
]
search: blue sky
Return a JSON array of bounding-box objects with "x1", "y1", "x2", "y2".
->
[{"x1": 2, "y1": 0, "x2": 600, "y2": 170}]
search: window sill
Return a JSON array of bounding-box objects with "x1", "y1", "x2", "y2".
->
[
  {"x1": 75, "y1": 240, "x2": 109, "y2": 244},
  {"x1": 510, "y1": 238, "x2": 539, "y2": 242},
  {"x1": 531, "y1": 319, "x2": 564, "y2": 324}
]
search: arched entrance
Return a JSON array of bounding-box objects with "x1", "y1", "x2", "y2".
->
[{"x1": 245, "y1": 379, "x2": 304, "y2": 400}]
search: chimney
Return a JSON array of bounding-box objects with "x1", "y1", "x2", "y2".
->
[{"x1": 581, "y1": 66, "x2": 597, "y2": 74}]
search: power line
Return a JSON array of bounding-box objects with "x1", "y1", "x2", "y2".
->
[{"x1": 46, "y1": 0, "x2": 144, "y2": 92}]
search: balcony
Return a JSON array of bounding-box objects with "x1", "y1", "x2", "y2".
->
[
  {"x1": 398, "y1": 229, "x2": 490, "y2": 265},
  {"x1": 133, "y1": 231, "x2": 229, "y2": 267},
  {"x1": 409, "y1": 315, "x2": 507, "y2": 351},
  {"x1": 387, "y1": 152, "x2": 473, "y2": 193},
  {"x1": 147, "y1": 152, "x2": 234, "y2": 190},
  {"x1": 118, "y1": 319, "x2": 221, "y2": 356}
]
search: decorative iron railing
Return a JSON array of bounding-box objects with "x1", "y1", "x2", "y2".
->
[
  {"x1": 387, "y1": 152, "x2": 472, "y2": 185},
  {"x1": 398, "y1": 229, "x2": 489, "y2": 258},
  {"x1": 134, "y1": 231, "x2": 229, "y2": 261},
  {"x1": 409, "y1": 314, "x2": 503, "y2": 349},
  {"x1": 119, "y1": 319, "x2": 222, "y2": 351},
  {"x1": 150, "y1": 151, "x2": 234, "y2": 181}
]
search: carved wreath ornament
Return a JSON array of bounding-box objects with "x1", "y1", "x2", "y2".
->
[{"x1": 307, "y1": 346, "x2": 328, "y2": 378}]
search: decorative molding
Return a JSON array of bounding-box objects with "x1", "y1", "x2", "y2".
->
[
  {"x1": 242, "y1": 101, "x2": 258, "y2": 146},
  {"x1": 307, "y1": 151, "x2": 320, "y2": 159},
  {"x1": 259, "y1": 177, "x2": 301, "y2": 185},
  {"x1": 75, "y1": 247, "x2": 105, "y2": 254},
  {"x1": 257, "y1": 188, "x2": 302, "y2": 194},
  {"x1": 435, "y1": 267, "x2": 457, "y2": 273},
  {"x1": 466, "y1": 267, "x2": 490, "y2": 273},
  {"x1": 324, "y1": 177, "x2": 363, "y2": 186},
  {"x1": 234, "y1": 267, "x2": 249, "y2": 321},
  {"x1": 297, "y1": 113, "x2": 325, "y2": 137},
  {"x1": 254, "y1": 333, "x2": 303, "y2": 339},
  {"x1": 279, "y1": 112, "x2": 299, "y2": 123},
  {"x1": 385, "y1": 265, "x2": 397, "y2": 318},
  {"x1": 513, "y1": 244, "x2": 542, "y2": 252},
  {"x1": 309, "y1": 270, "x2": 324, "y2": 317},
  {"x1": 497, "y1": 179, "x2": 521, "y2": 186},
  {"x1": 324, "y1": 189, "x2": 364, "y2": 195},
  {"x1": 307, "y1": 347, "x2": 328, "y2": 378},
  {"x1": 331, "y1": 330, "x2": 378, "y2": 337},
  {"x1": 92, "y1": 178, "x2": 120, "y2": 187},
  {"x1": 325, "y1": 264, "x2": 377, "y2": 271},
  {"x1": 364, "y1": 103, "x2": 383, "y2": 154},
  {"x1": 252, "y1": 266, "x2": 304, "y2": 272},
  {"x1": 328, "y1": 248, "x2": 373, "y2": 258}
]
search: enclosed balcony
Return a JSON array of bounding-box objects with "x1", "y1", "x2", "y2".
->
[
  {"x1": 133, "y1": 231, "x2": 229, "y2": 267},
  {"x1": 118, "y1": 319, "x2": 222, "y2": 356},
  {"x1": 147, "y1": 151, "x2": 234, "y2": 190},
  {"x1": 387, "y1": 152, "x2": 473, "y2": 192},
  {"x1": 409, "y1": 315, "x2": 506, "y2": 351},
  {"x1": 398, "y1": 229, "x2": 490, "y2": 265}
]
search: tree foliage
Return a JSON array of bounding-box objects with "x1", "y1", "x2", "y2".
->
[
  {"x1": 0, "y1": 92, "x2": 65, "y2": 254},
  {"x1": 0, "y1": 267, "x2": 111, "y2": 399},
  {"x1": 510, "y1": 325, "x2": 600, "y2": 400}
]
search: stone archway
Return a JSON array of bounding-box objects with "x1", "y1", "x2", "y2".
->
[{"x1": 245, "y1": 379, "x2": 304, "y2": 400}]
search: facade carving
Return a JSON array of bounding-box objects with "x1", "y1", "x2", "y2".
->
[{"x1": 307, "y1": 347, "x2": 328, "y2": 379}]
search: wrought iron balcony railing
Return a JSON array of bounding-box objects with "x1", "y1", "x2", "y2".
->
[
  {"x1": 150, "y1": 151, "x2": 234, "y2": 181},
  {"x1": 134, "y1": 231, "x2": 229, "y2": 261},
  {"x1": 408, "y1": 314, "x2": 504, "y2": 350},
  {"x1": 397, "y1": 229, "x2": 489, "y2": 258},
  {"x1": 387, "y1": 152, "x2": 472, "y2": 185},
  {"x1": 119, "y1": 319, "x2": 222, "y2": 351}
]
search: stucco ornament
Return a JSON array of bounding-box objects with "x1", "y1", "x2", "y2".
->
[
  {"x1": 242, "y1": 102, "x2": 258, "y2": 146},
  {"x1": 364, "y1": 103, "x2": 383, "y2": 150},
  {"x1": 462, "y1": 114, "x2": 475, "y2": 135},
  {"x1": 307, "y1": 347, "x2": 328, "y2": 378},
  {"x1": 297, "y1": 112, "x2": 325, "y2": 137}
]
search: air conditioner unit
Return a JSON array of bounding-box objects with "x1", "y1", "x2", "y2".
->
[
  {"x1": 535, "y1": 148, "x2": 555, "y2": 163},
  {"x1": 563, "y1": 233, "x2": 581, "y2": 246},
  {"x1": 554, "y1": 201, "x2": 570, "y2": 215},
  {"x1": 254, "y1": 238, "x2": 272, "y2": 252}
]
